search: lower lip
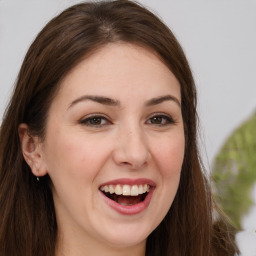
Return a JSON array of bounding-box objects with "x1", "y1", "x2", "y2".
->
[{"x1": 100, "y1": 188, "x2": 154, "y2": 215}]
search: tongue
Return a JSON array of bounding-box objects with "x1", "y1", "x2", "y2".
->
[{"x1": 116, "y1": 195, "x2": 143, "y2": 205}]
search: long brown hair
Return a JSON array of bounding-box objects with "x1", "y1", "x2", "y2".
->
[{"x1": 0, "y1": 1, "x2": 238, "y2": 255}]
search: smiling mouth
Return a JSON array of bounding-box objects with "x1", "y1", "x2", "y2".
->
[{"x1": 99, "y1": 184, "x2": 150, "y2": 206}]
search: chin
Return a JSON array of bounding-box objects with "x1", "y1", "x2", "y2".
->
[{"x1": 97, "y1": 226, "x2": 149, "y2": 248}]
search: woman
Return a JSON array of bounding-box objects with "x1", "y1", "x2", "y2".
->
[{"x1": 0, "y1": 1, "x2": 238, "y2": 255}]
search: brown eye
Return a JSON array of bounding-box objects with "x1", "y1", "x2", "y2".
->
[
  {"x1": 151, "y1": 116, "x2": 164, "y2": 124},
  {"x1": 147, "y1": 115, "x2": 174, "y2": 126},
  {"x1": 88, "y1": 117, "x2": 105, "y2": 125},
  {"x1": 80, "y1": 116, "x2": 109, "y2": 127}
]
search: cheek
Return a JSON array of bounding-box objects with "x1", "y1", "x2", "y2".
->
[
  {"x1": 149, "y1": 133, "x2": 184, "y2": 226},
  {"x1": 153, "y1": 133, "x2": 185, "y2": 178},
  {"x1": 44, "y1": 132, "x2": 111, "y2": 182},
  {"x1": 43, "y1": 134, "x2": 110, "y2": 213}
]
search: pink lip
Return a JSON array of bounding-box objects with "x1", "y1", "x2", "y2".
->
[{"x1": 99, "y1": 178, "x2": 156, "y2": 215}]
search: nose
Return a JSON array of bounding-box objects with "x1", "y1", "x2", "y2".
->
[{"x1": 112, "y1": 124, "x2": 150, "y2": 170}]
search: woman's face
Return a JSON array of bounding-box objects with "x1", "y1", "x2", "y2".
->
[{"x1": 39, "y1": 43, "x2": 185, "y2": 251}]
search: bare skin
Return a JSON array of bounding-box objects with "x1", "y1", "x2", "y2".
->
[{"x1": 20, "y1": 43, "x2": 184, "y2": 256}]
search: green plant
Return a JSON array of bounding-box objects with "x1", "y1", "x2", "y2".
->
[{"x1": 212, "y1": 111, "x2": 256, "y2": 230}]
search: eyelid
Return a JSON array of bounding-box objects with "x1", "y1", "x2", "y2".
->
[
  {"x1": 78, "y1": 112, "x2": 176, "y2": 128},
  {"x1": 146, "y1": 112, "x2": 175, "y2": 125},
  {"x1": 79, "y1": 113, "x2": 112, "y2": 127}
]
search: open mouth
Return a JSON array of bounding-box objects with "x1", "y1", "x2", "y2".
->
[{"x1": 99, "y1": 184, "x2": 150, "y2": 206}]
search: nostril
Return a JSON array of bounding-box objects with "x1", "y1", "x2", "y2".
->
[{"x1": 120, "y1": 160, "x2": 146, "y2": 170}]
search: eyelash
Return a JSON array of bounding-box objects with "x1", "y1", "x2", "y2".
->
[
  {"x1": 79, "y1": 114, "x2": 111, "y2": 127},
  {"x1": 146, "y1": 114, "x2": 175, "y2": 126},
  {"x1": 79, "y1": 113, "x2": 175, "y2": 128}
]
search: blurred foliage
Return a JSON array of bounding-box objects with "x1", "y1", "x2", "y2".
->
[{"x1": 212, "y1": 111, "x2": 256, "y2": 230}]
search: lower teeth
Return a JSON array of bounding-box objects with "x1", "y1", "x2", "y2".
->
[{"x1": 104, "y1": 192, "x2": 147, "y2": 205}]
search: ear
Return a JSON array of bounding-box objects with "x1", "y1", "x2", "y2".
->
[{"x1": 18, "y1": 123, "x2": 48, "y2": 177}]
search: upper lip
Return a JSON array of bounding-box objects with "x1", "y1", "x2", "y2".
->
[{"x1": 99, "y1": 178, "x2": 156, "y2": 187}]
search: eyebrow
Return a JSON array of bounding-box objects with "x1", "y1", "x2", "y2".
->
[
  {"x1": 69, "y1": 95, "x2": 120, "y2": 108},
  {"x1": 145, "y1": 95, "x2": 181, "y2": 107},
  {"x1": 68, "y1": 94, "x2": 181, "y2": 109}
]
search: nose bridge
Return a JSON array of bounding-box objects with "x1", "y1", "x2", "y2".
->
[{"x1": 113, "y1": 120, "x2": 149, "y2": 169}]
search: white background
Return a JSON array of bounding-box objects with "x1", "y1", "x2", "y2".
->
[{"x1": 0, "y1": 0, "x2": 256, "y2": 254}]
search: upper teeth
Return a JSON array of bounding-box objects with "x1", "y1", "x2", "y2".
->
[{"x1": 100, "y1": 184, "x2": 150, "y2": 196}]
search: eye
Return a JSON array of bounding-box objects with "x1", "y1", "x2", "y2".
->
[
  {"x1": 146, "y1": 114, "x2": 174, "y2": 126},
  {"x1": 79, "y1": 115, "x2": 111, "y2": 127}
]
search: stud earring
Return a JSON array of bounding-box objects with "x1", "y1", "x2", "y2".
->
[{"x1": 37, "y1": 177, "x2": 40, "y2": 181}]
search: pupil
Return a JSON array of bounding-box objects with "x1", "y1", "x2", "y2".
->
[
  {"x1": 91, "y1": 117, "x2": 101, "y2": 125},
  {"x1": 152, "y1": 116, "x2": 162, "y2": 124}
]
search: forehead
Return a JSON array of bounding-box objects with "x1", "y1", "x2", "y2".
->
[{"x1": 54, "y1": 43, "x2": 181, "y2": 105}]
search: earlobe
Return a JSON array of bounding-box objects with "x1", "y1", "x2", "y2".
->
[{"x1": 18, "y1": 123, "x2": 48, "y2": 177}]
